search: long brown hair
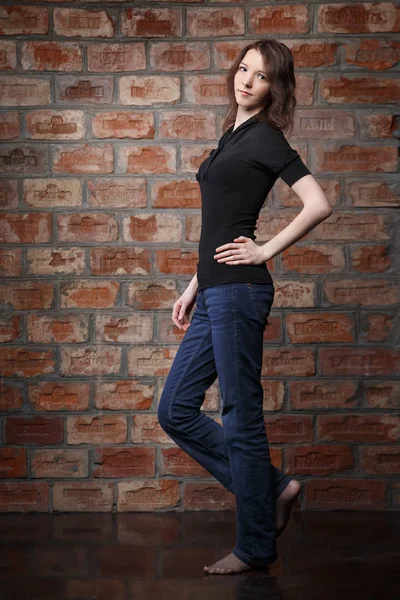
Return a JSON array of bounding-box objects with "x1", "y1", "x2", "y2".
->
[{"x1": 222, "y1": 39, "x2": 297, "y2": 136}]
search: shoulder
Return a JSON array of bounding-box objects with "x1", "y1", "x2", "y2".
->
[{"x1": 254, "y1": 120, "x2": 291, "y2": 148}]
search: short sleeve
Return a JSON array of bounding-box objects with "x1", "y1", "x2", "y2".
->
[{"x1": 254, "y1": 123, "x2": 311, "y2": 187}]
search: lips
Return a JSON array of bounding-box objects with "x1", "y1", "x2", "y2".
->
[{"x1": 239, "y1": 90, "x2": 251, "y2": 96}]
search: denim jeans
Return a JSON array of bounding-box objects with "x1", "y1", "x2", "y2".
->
[{"x1": 158, "y1": 281, "x2": 293, "y2": 568}]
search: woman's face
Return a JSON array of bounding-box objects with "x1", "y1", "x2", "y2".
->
[{"x1": 234, "y1": 49, "x2": 271, "y2": 111}]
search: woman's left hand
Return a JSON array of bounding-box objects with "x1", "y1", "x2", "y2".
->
[{"x1": 214, "y1": 236, "x2": 266, "y2": 266}]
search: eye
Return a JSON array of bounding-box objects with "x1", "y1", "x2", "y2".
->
[{"x1": 239, "y1": 66, "x2": 266, "y2": 81}]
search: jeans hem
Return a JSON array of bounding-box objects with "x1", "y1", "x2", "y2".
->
[
  {"x1": 232, "y1": 546, "x2": 277, "y2": 569},
  {"x1": 276, "y1": 476, "x2": 293, "y2": 498}
]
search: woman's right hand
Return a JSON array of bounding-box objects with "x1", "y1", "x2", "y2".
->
[{"x1": 172, "y1": 287, "x2": 197, "y2": 331}]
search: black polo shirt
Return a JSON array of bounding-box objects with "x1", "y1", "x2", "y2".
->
[{"x1": 195, "y1": 113, "x2": 311, "y2": 291}]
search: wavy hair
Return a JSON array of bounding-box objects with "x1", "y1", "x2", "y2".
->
[{"x1": 222, "y1": 39, "x2": 297, "y2": 136}]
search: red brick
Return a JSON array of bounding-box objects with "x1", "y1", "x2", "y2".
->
[
  {"x1": 249, "y1": 5, "x2": 308, "y2": 34},
  {"x1": 150, "y1": 41, "x2": 210, "y2": 71},
  {"x1": 359, "y1": 113, "x2": 396, "y2": 139},
  {"x1": 261, "y1": 380, "x2": 285, "y2": 411},
  {"x1": 189, "y1": 7, "x2": 245, "y2": 36},
  {"x1": 161, "y1": 448, "x2": 210, "y2": 478},
  {"x1": 0, "y1": 41, "x2": 17, "y2": 70},
  {"x1": 21, "y1": 42, "x2": 82, "y2": 72},
  {"x1": 290, "y1": 380, "x2": 358, "y2": 410},
  {"x1": 57, "y1": 212, "x2": 118, "y2": 242},
  {"x1": 262, "y1": 348, "x2": 315, "y2": 377},
  {"x1": 0, "y1": 348, "x2": 55, "y2": 377},
  {"x1": 0, "y1": 448, "x2": 27, "y2": 478},
  {"x1": 318, "y1": 3, "x2": 400, "y2": 33},
  {"x1": 60, "y1": 346, "x2": 121, "y2": 377},
  {"x1": 90, "y1": 247, "x2": 151, "y2": 276},
  {"x1": 158, "y1": 109, "x2": 217, "y2": 140},
  {"x1": 131, "y1": 414, "x2": 175, "y2": 445},
  {"x1": 53, "y1": 144, "x2": 114, "y2": 174},
  {"x1": 184, "y1": 482, "x2": 235, "y2": 510},
  {"x1": 54, "y1": 8, "x2": 114, "y2": 38},
  {"x1": 27, "y1": 247, "x2": 85, "y2": 276},
  {"x1": 121, "y1": 8, "x2": 182, "y2": 38},
  {"x1": 283, "y1": 40, "x2": 338, "y2": 68},
  {"x1": 67, "y1": 415, "x2": 127, "y2": 445},
  {"x1": 351, "y1": 245, "x2": 390, "y2": 273},
  {"x1": 26, "y1": 110, "x2": 85, "y2": 140},
  {"x1": 0, "y1": 281, "x2": 53, "y2": 309},
  {"x1": 0, "y1": 76, "x2": 51, "y2": 106},
  {"x1": 324, "y1": 279, "x2": 398, "y2": 305},
  {"x1": 119, "y1": 145, "x2": 175, "y2": 175},
  {"x1": 123, "y1": 214, "x2": 182, "y2": 243},
  {"x1": 0, "y1": 145, "x2": 48, "y2": 175},
  {"x1": 270, "y1": 279, "x2": 315, "y2": 308},
  {"x1": 92, "y1": 111, "x2": 154, "y2": 139},
  {"x1": 55, "y1": 76, "x2": 114, "y2": 105},
  {"x1": 52, "y1": 481, "x2": 113, "y2": 512},
  {"x1": 0, "y1": 383, "x2": 23, "y2": 411},
  {"x1": 126, "y1": 281, "x2": 181, "y2": 310},
  {"x1": 95, "y1": 314, "x2": 152, "y2": 344},
  {"x1": 0, "y1": 111, "x2": 19, "y2": 139},
  {"x1": 93, "y1": 447, "x2": 156, "y2": 478},
  {"x1": 320, "y1": 347, "x2": 399, "y2": 375},
  {"x1": 318, "y1": 414, "x2": 400, "y2": 442},
  {"x1": 361, "y1": 446, "x2": 400, "y2": 475},
  {"x1": 0, "y1": 180, "x2": 18, "y2": 209},
  {"x1": 31, "y1": 449, "x2": 88, "y2": 478},
  {"x1": 87, "y1": 177, "x2": 147, "y2": 209},
  {"x1": 0, "y1": 249, "x2": 21, "y2": 277},
  {"x1": 306, "y1": 479, "x2": 386, "y2": 510},
  {"x1": 0, "y1": 212, "x2": 52, "y2": 244},
  {"x1": 0, "y1": 315, "x2": 21, "y2": 343},
  {"x1": 265, "y1": 415, "x2": 314, "y2": 443},
  {"x1": 282, "y1": 245, "x2": 345, "y2": 274},
  {"x1": 152, "y1": 181, "x2": 201, "y2": 209},
  {"x1": 124, "y1": 75, "x2": 180, "y2": 107},
  {"x1": 366, "y1": 381, "x2": 400, "y2": 409},
  {"x1": 5, "y1": 416, "x2": 63, "y2": 445},
  {"x1": 88, "y1": 42, "x2": 146, "y2": 72},
  {"x1": 156, "y1": 249, "x2": 198, "y2": 276},
  {"x1": 27, "y1": 314, "x2": 89, "y2": 344},
  {"x1": 118, "y1": 479, "x2": 180, "y2": 512},
  {"x1": 128, "y1": 347, "x2": 178, "y2": 378},
  {"x1": 345, "y1": 39, "x2": 400, "y2": 70},
  {"x1": 28, "y1": 382, "x2": 89, "y2": 412},
  {"x1": 0, "y1": 482, "x2": 49, "y2": 512},
  {"x1": 285, "y1": 445, "x2": 354, "y2": 476},
  {"x1": 286, "y1": 312, "x2": 354, "y2": 343},
  {"x1": 95, "y1": 380, "x2": 153, "y2": 411},
  {"x1": 313, "y1": 143, "x2": 397, "y2": 173},
  {"x1": 361, "y1": 313, "x2": 393, "y2": 343},
  {"x1": 347, "y1": 180, "x2": 399, "y2": 208},
  {"x1": 23, "y1": 178, "x2": 82, "y2": 208},
  {"x1": 60, "y1": 280, "x2": 119, "y2": 309},
  {"x1": 0, "y1": 6, "x2": 48, "y2": 35},
  {"x1": 320, "y1": 77, "x2": 400, "y2": 104}
]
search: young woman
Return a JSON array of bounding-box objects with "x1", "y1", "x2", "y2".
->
[{"x1": 158, "y1": 39, "x2": 332, "y2": 575}]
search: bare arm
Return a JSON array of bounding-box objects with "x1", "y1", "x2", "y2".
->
[{"x1": 261, "y1": 174, "x2": 332, "y2": 262}]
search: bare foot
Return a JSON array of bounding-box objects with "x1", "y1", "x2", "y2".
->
[
  {"x1": 276, "y1": 479, "x2": 301, "y2": 538},
  {"x1": 204, "y1": 552, "x2": 252, "y2": 575}
]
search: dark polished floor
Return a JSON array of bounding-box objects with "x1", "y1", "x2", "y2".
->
[{"x1": 0, "y1": 510, "x2": 399, "y2": 599}]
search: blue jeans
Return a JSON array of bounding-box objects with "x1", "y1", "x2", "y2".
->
[{"x1": 158, "y1": 281, "x2": 293, "y2": 568}]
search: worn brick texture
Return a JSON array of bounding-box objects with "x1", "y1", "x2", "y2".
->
[{"x1": 0, "y1": 1, "x2": 399, "y2": 513}]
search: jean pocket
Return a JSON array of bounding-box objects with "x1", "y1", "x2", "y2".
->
[{"x1": 246, "y1": 282, "x2": 275, "y2": 327}]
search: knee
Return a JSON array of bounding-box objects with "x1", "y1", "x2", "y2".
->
[{"x1": 157, "y1": 394, "x2": 172, "y2": 432}]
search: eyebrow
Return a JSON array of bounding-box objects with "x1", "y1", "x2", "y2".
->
[{"x1": 240, "y1": 61, "x2": 267, "y2": 76}]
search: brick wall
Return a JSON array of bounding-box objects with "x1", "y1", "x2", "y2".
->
[{"x1": 0, "y1": 1, "x2": 399, "y2": 513}]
